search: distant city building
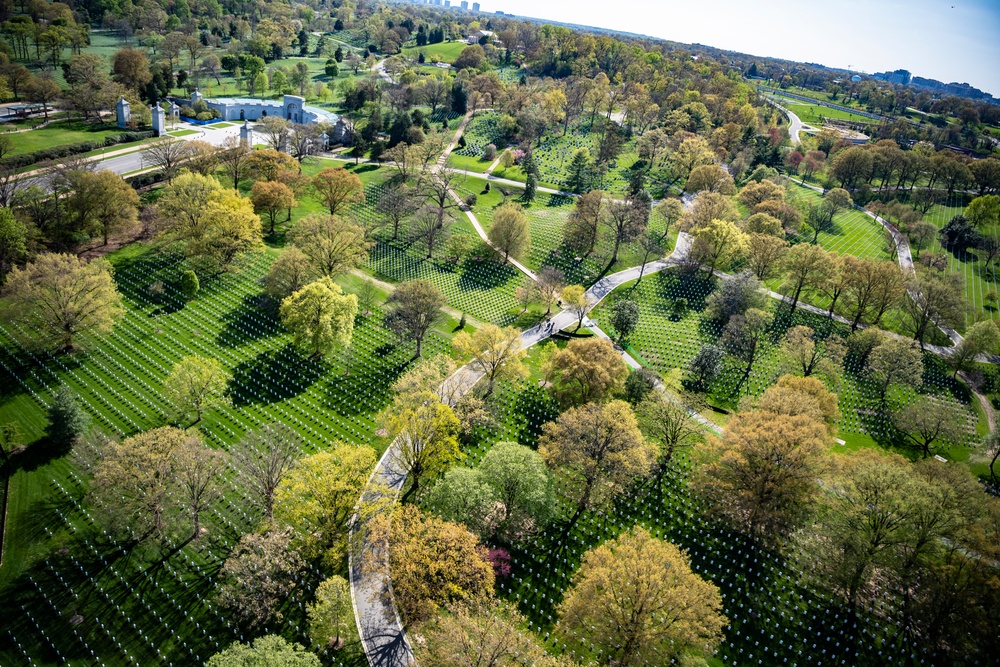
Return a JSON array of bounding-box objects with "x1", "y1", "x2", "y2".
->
[
  {"x1": 461, "y1": 0, "x2": 468, "y2": 8},
  {"x1": 472, "y1": 2, "x2": 480, "y2": 10},
  {"x1": 495, "y1": 9, "x2": 503, "y2": 14},
  {"x1": 872, "y1": 69, "x2": 912, "y2": 85},
  {"x1": 444, "y1": 0, "x2": 450, "y2": 6}
]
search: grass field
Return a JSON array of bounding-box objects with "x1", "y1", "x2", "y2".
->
[
  {"x1": 779, "y1": 99, "x2": 878, "y2": 127},
  {"x1": 428, "y1": 269, "x2": 983, "y2": 665},
  {"x1": 401, "y1": 41, "x2": 469, "y2": 64},
  {"x1": 4, "y1": 120, "x2": 135, "y2": 157},
  {"x1": 0, "y1": 237, "x2": 466, "y2": 665},
  {"x1": 786, "y1": 183, "x2": 892, "y2": 260}
]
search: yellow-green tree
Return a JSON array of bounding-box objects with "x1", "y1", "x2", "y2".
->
[
  {"x1": 692, "y1": 408, "x2": 828, "y2": 546},
  {"x1": 68, "y1": 169, "x2": 140, "y2": 246},
  {"x1": 164, "y1": 355, "x2": 231, "y2": 424},
  {"x1": 381, "y1": 390, "x2": 461, "y2": 502},
  {"x1": 1, "y1": 252, "x2": 124, "y2": 352},
  {"x1": 250, "y1": 179, "x2": 296, "y2": 235},
  {"x1": 556, "y1": 526, "x2": 727, "y2": 666},
  {"x1": 365, "y1": 504, "x2": 494, "y2": 624},
  {"x1": 544, "y1": 337, "x2": 628, "y2": 408},
  {"x1": 453, "y1": 324, "x2": 527, "y2": 398},
  {"x1": 89, "y1": 426, "x2": 195, "y2": 540},
  {"x1": 560, "y1": 284, "x2": 589, "y2": 330},
  {"x1": 539, "y1": 400, "x2": 654, "y2": 532},
  {"x1": 279, "y1": 277, "x2": 358, "y2": 359},
  {"x1": 288, "y1": 214, "x2": 369, "y2": 279},
  {"x1": 306, "y1": 576, "x2": 353, "y2": 650},
  {"x1": 274, "y1": 444, "x2": 375, "y2": 567},
  {"x1": 487, "y1": 201, "x2": 531, "y2": 262},
  {"x1": 419, "y1": 599, "x2": 575, "y2": 667},
  {"x1": 157, "y1": 173, "x2": 264, "y2": 273},
  {"x1": 691, "y1": 218, "x2": 747, "y2": 273},
  {"x1": 311, "y1": 166, "x2": 364, "y2": 215}
]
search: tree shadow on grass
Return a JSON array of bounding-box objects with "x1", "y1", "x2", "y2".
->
[
  {"x1": 455, "y1": 257, "x2": 519, "y2": 291},
  {"x1": 216, "y1": 293, "x2": 280, "y2": 348},
  {"x1": 230, "y1": 344, "x2": 327, "y2": 407}
]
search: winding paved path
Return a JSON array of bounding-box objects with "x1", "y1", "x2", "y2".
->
[{"x1": 347, "y1": 232, "x2": 695, "y2": 667}]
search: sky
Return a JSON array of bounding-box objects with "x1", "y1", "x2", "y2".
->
[{"x1": 474, "y1": 0, "x2": 1000, "y2": 96}]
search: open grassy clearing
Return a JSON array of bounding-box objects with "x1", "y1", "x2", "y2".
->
[
  {"x1": 779, "y1": 99, "x2": 878, "y2": 126},
  {"x1": 786, "y1": 183, "x2": 892, "y2": 259},
  {"x1": 401, "y1": 41, "x2": 469, "y2": 64},
  {"x1": 3, "y1": 120, "x2": 137, "y2": 157}
]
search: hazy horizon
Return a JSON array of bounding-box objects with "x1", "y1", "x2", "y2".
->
[{"x1": 469, "y1": 0, "x2": 1000, "y2": 97}]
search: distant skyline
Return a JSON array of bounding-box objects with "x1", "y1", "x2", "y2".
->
[{"x1": 473, "y1": 0, "x2": 1000, "y2": 96}]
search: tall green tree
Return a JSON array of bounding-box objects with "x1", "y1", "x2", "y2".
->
[{"x1": 279, "y1": 277, "x2": 358, "y2": 359}]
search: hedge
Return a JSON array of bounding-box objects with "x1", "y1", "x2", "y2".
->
[
  {"x1": 0, "y1": 130, "x2": 156, "y2": 170},
  {"x1": 124, "y1": 170, "x2": 166, "y2": 190}
]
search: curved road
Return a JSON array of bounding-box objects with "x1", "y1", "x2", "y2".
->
[{"x1": 347, "y1": 233, "x2": 695, "y2": 667}]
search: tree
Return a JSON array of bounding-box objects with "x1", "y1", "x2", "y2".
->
[
  {"x1": 208, "y1": 636, "x2": 319, "y2": 667},
  {"x1": 365, "y1": 504, "x2": 494, "y2": 623},
  {"x1": 233, "y1": 423, "x2": 301, "y2": 520},
  {"x1": 251, "y1": 181, "x2": 296, "y2": 235},
  {"x1": 418, "y1": 599, "x2": 566, "y2": 667},
  {"x1": 841, "y1": 256, "x2": 904, "y2": 330},
  {"x1": 111, "y1": 48, "x2": 152, "y2": 91},
  {"x1": 383, "y1": 279, "x2": 445, "y2": 358},
  {"x1": 218, "y1": 528, "x2": 305, "y2": 629},
  {"x1": 948, "y1": 320, "x2": 1000, "y2": 378},
  {"x1": 704, "y1": 270, "x2": 765, "y2": 323},
  {"x1": 560, "y1": 284, "x2": 589, "y2": 331},
  {"x1": 217, "y1": 136, "x2": 255, "y2": 189},
  {"x1": 602, "y1": 193, "x2": 649, "y2": 268},
  {"x1": 173, "y1": 437, "x2": 226, "y2": 539},
  {"x1": 722, "y1": 308, "x2": 774, "y2": 393},
  {"x1": 544, "y1": 337, "x2": 628, "y2": 408},
  {"x1": 382, "y1": 391, "x2": 461, "y2": 502},
  {"x1": 287, "y1": 214, "x2": 368, "y2": 280},
  {"x1": 47, "y1": 387, "x2": 90, "y2": 445},
  {"x1": 965, "y1": 195, "x2": 1000, "y2": 228},
  {"x1": 868, "y1": 338, "x2": 923, "y2": 404},
  {"x1": 566, "y1": 147, "x2": 592, "y2": 193},
  {"x1": 141, "y1": 140, "x2": 195, "y2": 185},
  {"x1": 782, "y1": 243, "x2": 834, "y2": 315},
  {"x1": 69, "y1": 170, "x2": 141, "y2": 246},
  {"x1": 307, "y1": 576, "x2": 353, "y2": 650},
  {"x1": 563, "y1": 189, "x2": 604, "y2": 255},
  {"x1": 757, "y1": 375, "x2": 841, "y2": 433},
  {"x1": 488, "y1": 201, "x2": 530, "y2": 263},
  {"x1": 274, "y1": 444, "x2": 375, "y2": 566},
  {"x1": 454, "y1": 44, "x2": 486, "y2": 70},
  {"x1": 609, "y1": 299, "x2": 640, "y2": 342},
  {"x1": 687, "y1": 344, "x2": 725, "y2": 390},
  {"x1": 157, "y1": 175, "x2": 264, "y2": 273},
  {"x1": 693, "y1": 409, "x2": 827, "y2": 546},
  {"x1": 0, "y1": 207, "x2": 26, "y2": 281},
  {"x1": 830, "y1": 147, "x2": 873, "y2": 189},
  {"x1": 782, "y1": 325, "x2": 845, "y2": 379},
  {"x1": 907, "y1": 221, "x2": 936, "y2": 257},
  {"x1": 263, "y1": 247, "x2": 316, "y2": 302},
  {"x1": 479, "y1": 441, "x2": 552, "y2": 541},
  {"x1": 279, "y1": 277, "x2": 358, "y2": 359},
  {"x1": 453, "y1": 324, "x2": 527, "y2": 398},
  {"x1": 902, "y1": 271, "x2": 964, "y2": 347},
  {"x1": 637, "y1": 394, "x2": 700, "y2": 466},
  {"x1": 89, "y1": 426, "x2": 193, "y2": 540},
  {"x1": 691, "y1": 218, "x2": 747, "y2": 273},
  {"x1": 376, "y1": 182, "x2": 413, "y2": 241},
  {"x1": 539, "y1": 400, "x2": 654, "y2": 532},
  {"x1": 536, "y1": 266, "x2": 565, "y2": 315},
  {"x1": 163, "y1": 355, "x2": 231, "y2": 424},
  {"x1": 685, "y1": 163, "x2": 735, "y2": 194},
  {"x1": 2, "y1": 253, "x2": 124, "y2": 352},
  {"x1": 745, "y1": 233, "x2": 789, "y2": 281},
  {"x1": 25, "y1": 76, "x2": 60, "y2": 119},
  {"x1": 311, "y1": 166, "x2": 364, "y2": 215},
  {"x1": 425, "y1": 467, "x2": 497, "y2": 539},
  {"x1": 556, "y1": 526, "x2": 726, "y2": 666},
  {"x1": 178, "y1": 269, "x2": 199, "y2": 301},
  {"x1": 893, "y1": 397, "x2": 965, "y2": 459}
]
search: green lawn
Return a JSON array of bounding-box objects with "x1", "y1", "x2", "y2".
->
[
  {"x1": 780, "y1": 99, "x2": 879, "y2": 127},
  {"x1": 4, "y1": 120, "x2": 134, "y2": 157},
  {"x1": 168, "y1": 129, "x2": 199, "y2": 137},
  {"x1": 401, "y1": 41, "x2": 469, "y2": 64}
]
